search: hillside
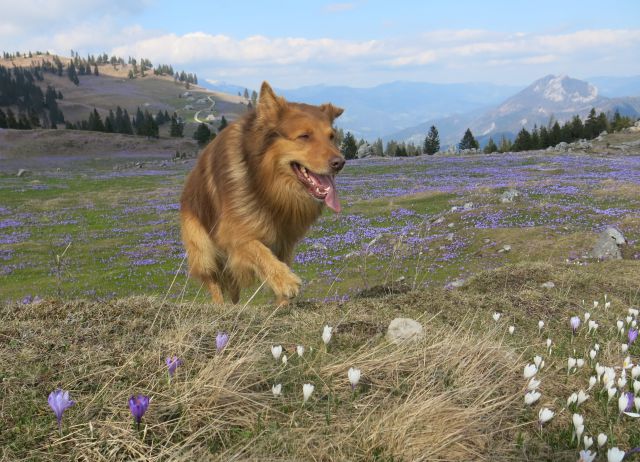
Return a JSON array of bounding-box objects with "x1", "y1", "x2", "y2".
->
[{"x1": 0, "y1": 54, "x2": 249, "y2": 135}]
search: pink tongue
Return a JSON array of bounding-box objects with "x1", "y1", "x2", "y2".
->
[{"x1": 314, "y1": 174, "x2": 341, "y2": 213}]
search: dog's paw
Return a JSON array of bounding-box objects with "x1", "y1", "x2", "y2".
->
[{"x1": 269, "y1": 265, "x2": 302, "y2": 300}]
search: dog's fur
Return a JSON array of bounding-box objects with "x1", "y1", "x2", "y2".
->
[{"x1": 180, "y1": 82, "x2": 345, "y2": 304}]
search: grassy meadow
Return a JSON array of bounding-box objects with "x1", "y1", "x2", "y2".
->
[{"x1": 2, "y1": 130, "x2": 640, "y2": 460}]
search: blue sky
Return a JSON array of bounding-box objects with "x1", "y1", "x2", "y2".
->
[{"x1": 1, "y1": 0, "x2": 639, "y2": 89}]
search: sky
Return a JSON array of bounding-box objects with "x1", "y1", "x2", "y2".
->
[{"x1": 1, "y1": 0, "x2": 639, "y2": 89}]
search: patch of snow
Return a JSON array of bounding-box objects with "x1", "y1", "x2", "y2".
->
[
  {"x1": 543, "y1": 76, "x2": 566, "y2": 102},
  {"x1": 481, "y1": 122, "x2": 496, "y2": 136}
]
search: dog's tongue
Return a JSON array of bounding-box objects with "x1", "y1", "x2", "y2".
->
[{"x1": 315, "y1": 174, "x2": 341, "y2": 213}]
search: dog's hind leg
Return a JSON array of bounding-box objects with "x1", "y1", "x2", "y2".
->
[{"x1": 181, "y1": 209, "x2": 224, "y2": 303}]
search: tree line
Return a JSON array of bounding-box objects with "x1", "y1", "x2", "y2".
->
[
  {"x1": 338, "y1": 107, "x2": 637, "y2": 159},
  {"x1": 0, "y1": 65, "x2": 65, "y2": 128}
]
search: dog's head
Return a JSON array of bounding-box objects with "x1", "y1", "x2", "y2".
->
[{"x1": 256, "y1": 82, "x2": 345, "y2": 212}]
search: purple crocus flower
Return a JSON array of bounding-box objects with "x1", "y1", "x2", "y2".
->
[
  {"x1": 128, "y1": 394, "x2": 150, "y2": 430},
  {"x1": 165, "y1": 356, "x2": 182, "y2": 378},
  {"x1": 629, "y1": 328, "x2": 638, "y2": 345},
  {"x1": 570, "y1": 316, "x2": 580, "y2": 333},
  {"x1": 48, "y1": 389, "x2": 75, "y2": 433},
  {"x1": 624, "y1": 391, "x2": 635, "y2": 412},
  {"x1": 216, "y1": 331, "x2": 229, "y2": 352}
]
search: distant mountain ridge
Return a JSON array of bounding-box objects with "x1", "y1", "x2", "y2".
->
[{"x1": 387, "y1": 74, "x2": 640, "y2": 147}]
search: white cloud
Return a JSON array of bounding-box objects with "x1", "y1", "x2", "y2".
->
[{"x1": 325, "y1": 3, "x2": 356, "y2": 13}]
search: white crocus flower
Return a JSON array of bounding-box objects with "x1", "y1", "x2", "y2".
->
[
  {"x1": 576, "y1": 358, "x2": 585, "y2": 368},
  {"x1": 523, "y1": 363, "x2": 537, "y2": 379},
  {"x1": 579, "y1": 450, "x2": 596, "y2": 462},
  {"x1": 575, "y1": 424, "x2": 584, "y2": 442},
  {"x1": 567, "y1": 393, "x2": 578, "y2": 406},
  {"x1": 588, "y1": 320, "x2": 598, "y2": 333},
  {"x1": 282, "y1": 354, "x2": 288, "y2": 365},
  {"x1": 607, "y1": 447, "x2": 625, "y2": 462},
  {"x1": 538, "y1": 407, "x2": 554, "y2": 425},
  {"x1": 296, "y1": 345, "x2": 305, "y2": 357},
  {"x1": 572, "y1": 413, "x2": 584, "y2": 428},
  {"x1": 627, "y1": 316, "x2": 633, "y2": 325},
  {"x1": 322, "y1": 325, "x2": 333, "y2": 345},
  {"x1": 492, "y1": 312, "x2": 501, "y2": 322},
  {"x1": 593, "y1": 301, "x2": 599, "y2": 309},
  {"x1": 583, "y1": 435, "x2": 594, "y2": 450},
  {"x1": 508, "y1": 325, "x2": 515, "y2": 335},
  {"x1": 623, "y1": 357, "x2": 633, "y2": 370},
  {"x1": 534, "y1": 355, "x2": 543, "y2": 369},
  {"x1": 302, "y1": 383, "x2": 315, "y2": 403},
  {"x1": 271, "y1": 383, "x2": 282, "y2": 397},
  {"x1": 596, "y1": 364, "x2": 605, "y2": 382},
  {"x1": 584, "y1": 312, "x2": 591, "y2": 322},
  {"x1": 607, "y1": 387, "x2": 617, "y2": 402},
  {"x1": 629, "y1": 308, "x2": 639, "y2": 317},
  {"x1": 621, "y1": 343, "x2": 629, "y2": 354},
  {"x1": 589, "y1": 350, "x2": 597, "y2": 360},
  {"x1": 588, "y1": 376, "x2": 597, "y2": 390},
  {"x1": 538, "y1": 320, "x2": 544, "y2": 332},
  {"x1": 527, "y1": 377, "x2": 541, "y2": 391},
  {"x1": 546, "y1": 338, "x2": 552, "y2": 352},
  {"x1": 635, "y1": 397, "x2": 640, "y2": 412},
  {"x1": 634, "y1": 380, "x2": 640, "y2": 394},
  {"x1": 271, "y1": 345, "x2": 283, "y2": 361},
  {"x1": 524, "y1": 391, "x2": 541, "y2": 405},
  {"x1": 568, "y1": 357, "x2": 577, "y2": 373},
  {"x1": 348, "y1": 367, "x2": 361, "y2": 390},
  {"x1": 594, "y1": 343, "x2": 600, "y2": 351},
  {"x1": 577, "y1": 390, "x2": 589, "y2": 406},
  {"x1": 604, "y1": 301, "x2": 611, "y2": 310},
  {"x1": 597, "y1": 433, "x2": 607, "y2": 447}
]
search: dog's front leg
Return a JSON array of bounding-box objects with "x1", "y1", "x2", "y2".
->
[{"x1": 230, "y1": 240, "x2": 301, "y2": 304}]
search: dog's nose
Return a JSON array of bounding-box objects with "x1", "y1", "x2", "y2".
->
[{"x1": 330, "y1": 156, "x2": 345, "y2": 172}]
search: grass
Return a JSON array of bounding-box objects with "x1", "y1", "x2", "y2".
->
[
  {"x1": 3, "y1": 260, "x2": 640, "y2": 460},
  {"x1": 2, "y1": 129, "x2": 640, "y2": 459}
]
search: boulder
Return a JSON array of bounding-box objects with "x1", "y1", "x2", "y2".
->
[
  {"x1": 541, "y1": 281, "x2": 555, "y2": 289},
  {"x1": 591, "y1": 227, "x2": 627, "y2": 260},
  {"x1": 357, "y1": 142, "x2": 375, "y2": 159},
  {"x1": 386, "y1": 318, "x2": 424, "y2": 344},
  {"x1": 500, "y1": 189, "x2": 521, "y2": 203}
]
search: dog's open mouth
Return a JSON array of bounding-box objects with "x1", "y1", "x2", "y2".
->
[{"x1": 291, "y1": 162, "x2": 341, "y2": 212}]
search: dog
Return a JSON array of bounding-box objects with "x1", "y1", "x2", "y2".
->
[{"x1": 180, "y1": 82, "x2": 345, "y2": 305}]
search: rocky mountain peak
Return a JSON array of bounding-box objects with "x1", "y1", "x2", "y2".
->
[{"x1": 532, "y1": 74, "x2": 598, "y2": 104}]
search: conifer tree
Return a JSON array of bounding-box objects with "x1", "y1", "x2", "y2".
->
[
  {"x1": 0, "y1": 108, "x2": 7, "y2": 128},
  {"x1": 218, "y1": 116, "x2": 228, "y2": 132},
  {"x1": 67, "y1": 61, "x2": 79, "y2": 85},
  {"x1": 193, "y1": 123, "x2": 212, "y2": 145},
  {"x1": 340, "y1": 131, "x2": 358, "y2": 160},
  {"x1": 483, "y1": 137, "x2": 498, "y2": 153},
  {"x1": 423, "y1": 125, "x2": 440, "y2": 155},
  {"x1": 170, "y1": 114, "x2": 184, "y2": 137},
  {"x1": 458, "y1": 128, "x2": 479, "y2": 151}
]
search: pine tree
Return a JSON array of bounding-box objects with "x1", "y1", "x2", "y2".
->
[
  {"x1": 458, "y1": 128, "x2": 479, "y2": 151},
  {"x1": 193, "y1": 123, "x2": 213, "y2": 145},
  {"x1": 498, "y1": 135, "x2": 512, "y2": 153},
  {"x1": 512, "y1": 127, "x2": 532, "y2": 151},
  {"x1": 0, "y1": 108, "x2": 7, "y2": 128},
  {"x1": 170, "y1": 114, "x2": 184, "y2": 137},
  {"x1": 423, "y1": 125, "x2": 440, "y2": 155},
  {"x1": 121, "y1": 109, "x2": 134, "y2": 134},
  {"x1": 6, "y1": 108, "x2": 18, "y2": 129},
  {"x1": 88, "y1": 108, "x2": 105, "y2": 132},
  {"x1": 340, "y1": 131, "x2": 358, "y2": 160},
  {"x1": 483, "y1": 137, "x2": 498, "y2": 153},
  {"x1": 67, "y1": 61, "x2": 79, "y2": 85},
  {"x1": 372, "y1": 138, "x2": 384, "y2": 157},
  {"x1": 93, "y1": 64, "x2": 99, "y2": 76}
]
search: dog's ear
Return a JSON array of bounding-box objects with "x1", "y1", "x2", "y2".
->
[
  {"x1": 320, "y1": 103, "x2": 344, "y2": 122},
  {"x1": 258, "y1": 81, "x2": 286, "y2": 121}
]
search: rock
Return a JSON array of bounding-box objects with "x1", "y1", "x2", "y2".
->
[
  {"x1": 498, "y1": 244, "x2": 511, "y2": 253},
  {"x1": 17, "y1": 169, "x2": 30, "y2": 177},
  {"x1": 445, "y1": 278, "x2": 466, "y2": 289},
  {"x1": 446, "y1": 233, "x2": 454, "y2": 241},
  {"x1": 591, "y1": 227, "x2": 627, "y2": 260},
  {"x1": 356, "y1": 142, "x2": 376, "y2": 159},
  {"x1": 386, "y1": 318, "x2": 424, "y2": 344},
  {"x1": 463, "y1": 202, "x2": 474, "y2": 210},
  {"x1": 541, "y1": 281, "x2": 555, "y2": 289},
  {"x1": 500, "y1": 189, "x2": 521, "y2": 203}
]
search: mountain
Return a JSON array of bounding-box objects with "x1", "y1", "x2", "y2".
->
[
  {"x1": 387, "y1": 75, "x2": 640, "y2": 147},
  {"x1": 276, "y1": 81, "x2": 522, "y2": 140}
]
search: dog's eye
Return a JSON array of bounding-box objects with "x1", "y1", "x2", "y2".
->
[{"x1": 297, "y1": 133, "x2": 310, "y2": 141}]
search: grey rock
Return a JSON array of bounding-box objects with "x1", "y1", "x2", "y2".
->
[
  {"x1": 387, "y1": 318, "x2": 424, "y2": 344},
  {"x1": 463, "y1": 202, "x2": 474, "y2": 210},
  {"x1": 591, "y1": 227, "x2": 627, "y2": 260},
  {"x1": 541, "y1": 281, "x2": 555, "y2": 289},
  {"x1": 356, "y1": 142, "x2": 376, "y2": 159},
  {"x1": 445, "y1": 278, "x2": 466, "y2": 289},
  {"x1": 500, "y1": 189, "x2": 521, "y2": 203}
]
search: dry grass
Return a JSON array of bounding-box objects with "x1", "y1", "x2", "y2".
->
[{"x1": 4, "y1": 259, "x2": 640, "y2": 461}]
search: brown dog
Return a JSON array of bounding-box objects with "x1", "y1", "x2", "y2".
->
[{"x1": 180, "y1": 82, "x2": 345, "y2": 304}]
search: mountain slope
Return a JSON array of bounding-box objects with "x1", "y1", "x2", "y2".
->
[{"x1": 388, "y1": 75, "x2": 640, "y2": 147}]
